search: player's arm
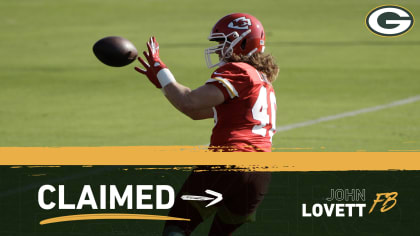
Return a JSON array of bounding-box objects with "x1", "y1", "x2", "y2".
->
[
  {"x1": 134, "y1": 37, "x2": 224, "y2": 120},
  {"x1": 162, "y1": 83, "x2": 224, "y2": 120}
]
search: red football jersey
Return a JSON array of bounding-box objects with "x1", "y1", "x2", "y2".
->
[{"x1": 206, "y1": 62, "x2": 277, "y2": 152}]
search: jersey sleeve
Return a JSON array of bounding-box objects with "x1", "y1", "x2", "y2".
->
[{"x1": 206, "y1": 63, "x2": 253, "y2": 100}]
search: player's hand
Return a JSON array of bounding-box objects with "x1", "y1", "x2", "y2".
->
[{"x1": 134, "y1": 36, "x2": 168, "y2": 88}]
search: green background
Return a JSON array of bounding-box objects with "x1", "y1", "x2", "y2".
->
[
  {"x1": 1, "y1": 0, "x2": 419, "y2": 151},
  {"x1": 1, "y1": 0, "x2": 420, "y2": 235},
  {"x1": 1, "y1": 166, "x2": 419, "y2": 236}
]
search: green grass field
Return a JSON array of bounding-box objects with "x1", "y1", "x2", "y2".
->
[
  {"x1": 1, "y1": 0, "x2": 419, "y2": 151},
  {"x1": 1, "y1": 1, "x2": 420, "y2": 235}
]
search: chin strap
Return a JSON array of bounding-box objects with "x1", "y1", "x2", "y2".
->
[
  {"x1": 205, "y1": 29, "x2": 252, "y2": 68},
  {"x1": 246, "y1": 48, "x2": 258, "y2": 57},
  {"x1": 222, "y1": 29, "x2": 252, "y2": 60}
]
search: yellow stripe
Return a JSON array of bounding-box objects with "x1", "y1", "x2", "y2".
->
[
  {"x1": 39, "y1": 213, "x2": 190, "y2": 225},
  {"x1": 211, "y1": 77, "x2": 238, "y2": 98},
  {"x1": 1, "y1": 147, "x2": 420, "y2": 171}
]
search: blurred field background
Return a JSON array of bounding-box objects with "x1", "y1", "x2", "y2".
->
[
  {"x1": 0, "y1": 0, "x2": 419, "y2": 151},
  {"x1": 1, "y1": 1, "x2": 420, "y2": 235}
]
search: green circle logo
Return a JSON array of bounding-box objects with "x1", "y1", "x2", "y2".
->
[{"x1": 366, "y1": 5, "x2": 414, "y2": 37}]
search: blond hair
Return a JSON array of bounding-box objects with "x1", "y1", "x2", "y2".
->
[{"x1": 225, "y1": 52, "x2": 279, "y2": 82}]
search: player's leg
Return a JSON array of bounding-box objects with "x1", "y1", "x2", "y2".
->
[
  {"x1": 162, "y1": 170, "x2": 220, "y2": 236},
  {"x1": 208, "y1": 214, "x2": 243, "y2": 236},
  {"x1": 227, "y1": 172, "x2": 271, "y2": 214},
  {"x1": 162, "y1": 199, "x2": 203, "y2": 236},
  {"x1": 208, "y1": 172, "x2": 271, "y2": 235}
]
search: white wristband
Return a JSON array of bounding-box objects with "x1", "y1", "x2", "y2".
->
[{"x1": 157, "y1": 68, "x2": 176, "y2": 88}]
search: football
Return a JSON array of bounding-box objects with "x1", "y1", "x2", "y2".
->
[{"x1": 93, "y1": 36, "x2": 138, "y2": 67}]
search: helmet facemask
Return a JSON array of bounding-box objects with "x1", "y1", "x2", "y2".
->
[{"x1": 205, "y1": 29, "x2": 251, "y2": 68}]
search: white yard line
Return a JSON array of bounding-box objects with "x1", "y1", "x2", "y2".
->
[
  {"x1": 277, "y1": 95, "x2": 420, "y2": 132},
  {"x1": 3, "y1": 95, "x2": 419, "y2": 197}
]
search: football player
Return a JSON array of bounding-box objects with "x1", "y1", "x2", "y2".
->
[{"x1": 135, "y1": 13, "x2": 278, "y2": 235}]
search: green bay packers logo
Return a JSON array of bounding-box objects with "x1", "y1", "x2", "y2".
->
[{"x1": 366, "y1": 5, "x2": 414, "y2": 37}]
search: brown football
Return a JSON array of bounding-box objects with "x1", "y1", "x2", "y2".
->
[{"x1": 93, "y1": 36, "x2": 138, "y2": 67}]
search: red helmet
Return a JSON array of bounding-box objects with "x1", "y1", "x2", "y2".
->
[{"x1": 205, "y1": 13, "x2": 266, "y2": 68}]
